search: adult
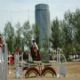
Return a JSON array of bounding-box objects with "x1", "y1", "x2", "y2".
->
[
  {"x1": 14, "y1": 48, "x2": 22, "y2": 78},
  {"x1": 0, "y1": 36, "x2": 8, "y2": 80},
  {"x1": 30, "y1": 40, "x2": 41, "y2": 61}
]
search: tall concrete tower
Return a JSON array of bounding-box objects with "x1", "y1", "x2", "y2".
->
[{"x1": 35, "y1": 4, "x2": 50, "y2": 50}]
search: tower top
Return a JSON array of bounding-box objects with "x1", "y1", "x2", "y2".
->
[{"x1": 35, "y1": 4, "x2": 49, "y2": 10}]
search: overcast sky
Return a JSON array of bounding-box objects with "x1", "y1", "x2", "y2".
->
[{"x1": 0, "y1": 0, "x2": 80, "y2": 32}]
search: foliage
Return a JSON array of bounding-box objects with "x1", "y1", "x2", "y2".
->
[
  {"x1": 22, "y1": 21, "x2": 32, "y2": 48},
  {"x1": 4, "y1": 22, "x2": 15, "y2": 53},
  {"x1": 33, "y1": 24, "x2": 40, "y2": 46},
  {"x1": 2, "y1": 9, "x2": 80, "y2": 58},
  {"x1": 14, "y1": 23, "x2": 22, "y2": 49},
  {"x1": 50, "y1": 18, "x2": 61, "y2": 49}
]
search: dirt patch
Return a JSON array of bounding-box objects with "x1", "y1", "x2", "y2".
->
[{"x1": 8, "y1": 62, "x2": 80, "y2": 80}]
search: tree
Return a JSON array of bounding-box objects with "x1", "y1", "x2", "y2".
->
[
  {"x1": 33, "y1": 24, "x2": 40, "y2": 46},
  {"x1": 64, "y1": 9, "x2": 80, "y2": 53},
  {"x1": 22, "y1": 21, "x2": 32, "y2": 49},
  {"x1": 62, "y1": 11, "x2": 75, "y2": 59},
  {"x1": 73, "y1": 9, "x2": 80, "y2": 51},
  {"x1": 14, "y1": 22, "x2": 22, "y2": 49},
  {"x1": 62, "y1": 23, "x2": 73, "y2": 59},
  {"x1": 4, "y1": 22, "x2": 15, "y2": 53},
  {"x1": 50, "y1": 18, "x2": 61, "y2": 50}
]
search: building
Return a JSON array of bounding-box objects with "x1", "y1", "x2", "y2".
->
[{"x1": 35, "y1": 4, "x2": 50, "y2": 49}]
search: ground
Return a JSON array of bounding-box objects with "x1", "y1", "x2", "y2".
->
[{"x1": 8, "y1": 62, "x2": 80, "y2": 80}]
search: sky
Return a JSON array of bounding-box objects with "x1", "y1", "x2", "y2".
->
[{"x1": 0, "y1": 0, "x2": 80, "y2": 32}]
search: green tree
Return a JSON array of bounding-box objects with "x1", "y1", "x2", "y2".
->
[
  {"x1": 22, "y1": 21, "x2": 32, "y2": 49},
  {"x1": 4, "y1": 22, "x2": 15, "y2": 53},
  {"x1": 33, "y1": 24, "x2": 40, "y2": 46},
  {"x1": 50, "y1": 18, "x2": 61, "y2": 50},
  {"x1": 62, "y1": 22, "x2": 73, "y2": 59},
  {"x1": 73, "y1": 9, "x2": 80, "y2": 51},
  {"x1": 14, "y1": 22, "x2": 22, "y2": 49},
  {"x1": 64, "y1": 9, "x2": 80, "y2": 54}
]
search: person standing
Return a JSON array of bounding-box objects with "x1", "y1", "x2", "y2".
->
[
  {"x1": 0, "y1": 36, "x2": 8, "y2": 80},
  {"x1": 14, "y1": 48, "x2": 22, "y2": 78},
  {"x1": 0, "y1": 36, "x2": 4, "y2": 80}
]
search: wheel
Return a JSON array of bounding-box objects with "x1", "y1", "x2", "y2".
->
[
  {"x1": 25, "y1": 67, "x2": 40, "y2": 78},
  {"x1": 41, "y1": 67, "x2": 56, "y2": 77}
]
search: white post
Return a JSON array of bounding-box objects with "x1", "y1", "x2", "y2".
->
[{"x1": 56, "y1": 48, "x2": 61, "y2": 78}]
